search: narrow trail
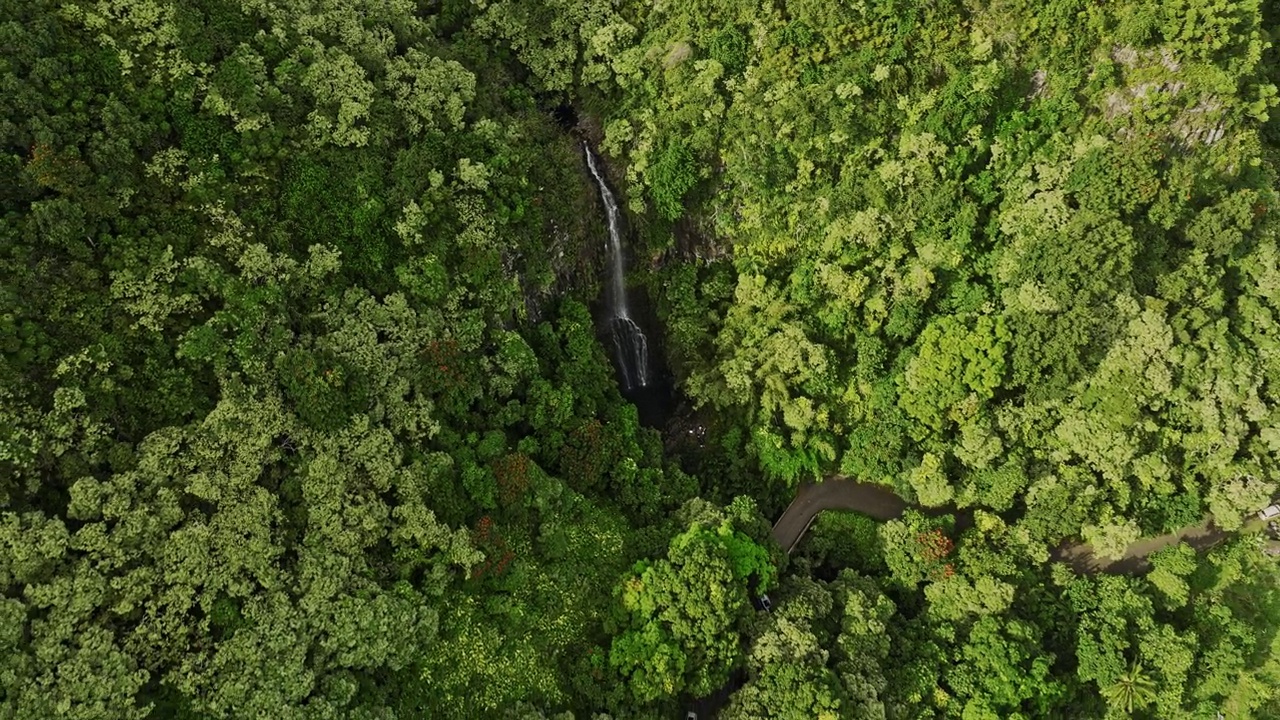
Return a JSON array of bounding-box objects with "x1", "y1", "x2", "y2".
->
[{"x1": 771, "y1": 477, "x2": 1275, "y2": 575}]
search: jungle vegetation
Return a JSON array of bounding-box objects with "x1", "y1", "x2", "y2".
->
[{"x1": 3, "y1": 0, "x2": 1280, "y2": 717}]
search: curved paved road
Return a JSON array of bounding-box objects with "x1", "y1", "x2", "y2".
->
[
  {"x1": 772, "y1": 480, "x2": 908, "y2": 552},
  {"x1": 772, "y1": 477, "x2": 1273, "y2": 575}
]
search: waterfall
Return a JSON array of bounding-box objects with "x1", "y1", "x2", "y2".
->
[
  {"x1": 583, "y1": 143, "x2": 631, "y2": 319},
  {"x1": 584, "y1": 142, "x2": 650, "y2": 391}
]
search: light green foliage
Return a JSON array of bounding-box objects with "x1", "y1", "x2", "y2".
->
[
  {"x1": 608, "y1": 498, "x2": 775, "y2": 705},
  {"x1": 944, "y1": 617, "x2": 1061, "y2": 718},
  {"x1": 1063, "y1": 541, "x2": 1280, "y2": 719},
  {"x1": 605, "y1": 0, "x2": 1280, "y2": 714},
  {"x1": 470, "y1": 0, "x2": 623, "y2": 91},
  {"x1": 301, "y1": 45, "x2": 377, "y2": 147},
  {"x1": 689, "y1": 273, "x2": 835, "y2": 482},
  {"x1": 1103, "y1": 660, "x2": 1158, "y2": 716},
  {"x1": 1082, "y1": 519, "x2": 1144, "y2": 562},
  {"x1": 1208, "y1": 474, "x2": 1276, "y2": 531},
  {"x1": 1146, "y1": 543, "x2": 1196, "y2": 609},
  {"x1": 421, "y1": 597, "x2": 568, "y2": 712},
  {"x1": 601, "y1": 0, "x2": 1280, "y2": 559},
  {"x1": 923, "y1": 574, "x2": 1015, "y2": 622},
  {"x1": 725, "y1": 572, "x2": 893, "y2": 720},
  {"x1": 900, "y1": 316, "x2": 1009, "y2": 433},
  {"x1": 879, "y1": 511, "x2": 955, "y2": 590},
  {"x1": 386, "y1": 50, "x2": 476, "y2": 135},
  {"x1": 906, "y1": 453, "x2": 954, "y2": 507},
  {"x1": 417, "y1": 474, "x2": 631, "y2": 715},
  {"x1": 6, "y1": 0, "x2": 1280, "y2": 715}
]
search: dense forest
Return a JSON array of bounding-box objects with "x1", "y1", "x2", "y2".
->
[{"x1": 3, "y1": 0, "x2": 1280, "y2": 717}]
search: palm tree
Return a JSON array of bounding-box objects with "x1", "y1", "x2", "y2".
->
[{"x1": 1103, "y1": 659, "x2": 1158, "y2": 715}]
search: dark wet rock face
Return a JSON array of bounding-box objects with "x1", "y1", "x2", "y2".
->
[{"x1": 552, "y1": 104, "x2": 578, "y2": 130}]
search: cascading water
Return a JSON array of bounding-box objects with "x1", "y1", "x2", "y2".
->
[{"x1": 584, "y1": 142, "x2": 650, "y2": 391}]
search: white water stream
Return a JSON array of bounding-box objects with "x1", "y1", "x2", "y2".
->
[{"x1": 584, "y1": 143, "x2": 650, "y2": 390}]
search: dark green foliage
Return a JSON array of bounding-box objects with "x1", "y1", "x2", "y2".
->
[
  {"x1": 1133, "y1": 485, "x2": 1204, "y2": 535},
  {"x1": 778, "y1": 20, "x2": 816, "y2": 49},
  {"x1": 796, "y1": 511, "x2": 886, "y2": 574},
  {"x1": 5, "y1": 0, "x2": 1280, "y2": 717},
  {"x1": 0, "y1": 1, "x2": 688, "y2": 716},
  {"x1": 708, "y1": 25, "x2": 748, "y2": 75},
  {"x1": 1004, "y1": 212, "x2": 1136, "y2": 399},
  {"x1": 277, "y1": 348, "x2": 363, "y2": 431},
  {"x1": 648, "y1": 140, "x2": 697, "y2": 221},
  {"x1": 280, "y1": 154, "x2": 395, "y2": 285}
]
